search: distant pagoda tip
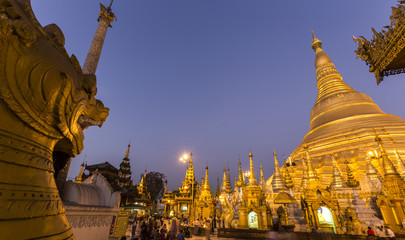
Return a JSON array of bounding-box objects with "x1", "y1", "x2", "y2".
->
[{"x1": 311, "y1": 30, "x2": 322, "y2": 51}]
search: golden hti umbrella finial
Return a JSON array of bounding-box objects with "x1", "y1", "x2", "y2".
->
[
  {"x1": 248, "y1": 150, "x2": 257, "y2": 185},
  {"x1": 125, "y1": 141, "x2": 131, "y2": 159},
  {"x1": 203, "y1": 166, "x2": 211, "y2": 191},
  {"x1": 75, "y1": 158, "x2": 86, "y2": 183},
  {"x1": 272, "y1": 151, "x2": 285, "y2": 192},
  {"x1": 221, "y1": 167, "x2": 227, "y2": 192}
]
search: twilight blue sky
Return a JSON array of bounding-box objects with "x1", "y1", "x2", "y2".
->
[{"x1": 32, "y1": 1, "x2": 405, "y2": 190}]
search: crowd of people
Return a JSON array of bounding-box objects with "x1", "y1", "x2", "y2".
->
[
  {"x1": 121, "y1": 215, "x2": 398, "y2": 240},
  {"x1": 126, "y1": 215, "x2": 197, "y2": 240}
]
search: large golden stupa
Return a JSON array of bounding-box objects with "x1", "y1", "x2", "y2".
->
[
  {"x1": 288, "y1": 33, "x2": 405, "y2": 188},
  {"x1": 267, "y1": 33, "x2": 405, "y2": 234}
]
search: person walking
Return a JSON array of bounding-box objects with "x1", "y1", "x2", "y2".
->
[
  {"x1": 193, "y1": 218, "x2": 200, "y2": 236},
  {"x1": 166, "y1": 230, "x2": 176, "y2": 240},
  {"x1": 176, "y1": 230, "x2": 185, "y2": 240},
  {"x1": 141, "y1": 222, "x2": 148, "y2": 240},
  {"x1": 159, "y1": 229, "x2": 166, "y2": 240}
]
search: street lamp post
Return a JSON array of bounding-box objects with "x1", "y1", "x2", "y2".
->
[{"x1": 180, "y1": 153, "x2": 195, "y2": 223}]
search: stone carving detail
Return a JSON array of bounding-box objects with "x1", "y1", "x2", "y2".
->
[{"x1": 67, "y1": 215, "x2": 113, "y2": 228}]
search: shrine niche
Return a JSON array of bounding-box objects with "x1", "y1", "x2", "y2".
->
[{"x1": 248, "y1": 211, "x2": 258, "y2": 229}]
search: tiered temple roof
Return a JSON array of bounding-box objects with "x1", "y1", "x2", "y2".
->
[{"x1": 354, "y1": 1, "x2": 405, "y2": 84}]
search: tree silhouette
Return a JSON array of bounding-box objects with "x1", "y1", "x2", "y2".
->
[{"x1": 141, "y1": 171, "x2": 166, "y2": 203}]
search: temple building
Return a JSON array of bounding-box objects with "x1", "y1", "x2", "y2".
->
[
  {"x1": 118, "y1": 143, "x2": 134, "y2": 188},
  {"x1": 263, "y1": 33, "x2": 405, "y2": 235},
  {"x1": 238, "y1": 152, "x2": 272, "y2": 230},
  {"x1": 195, "y1": 166, "x2": 215, "y2": 221},
  {"x1": 162, "y1": 153, "x2": 198, "y2": 218},
  {"x1": 354, "y1": 1, "x2": 405, "y2": 85},
  {"x1": 190, "y1": 32, "x2": 405, "y2": 236}
]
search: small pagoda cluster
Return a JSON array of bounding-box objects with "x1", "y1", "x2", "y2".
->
[
  {"x1": 76, "y1": 143, "x2": 153, "y2": 214},
  {"x1": 163, "y1": 31, "x2": 405, "y2": 236}
]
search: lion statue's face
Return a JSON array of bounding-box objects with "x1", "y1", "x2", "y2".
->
[{"x1": 0, "y1": 0, "x2": 109, "y2": 156}]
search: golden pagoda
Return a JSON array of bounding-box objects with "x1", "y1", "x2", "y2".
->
[
  {"x1": 287, "y1": 32, "x2": 405, "y2": 189},
  {"x1": 137, "y1": 169, "x2": 148, "y2": 196},
  {"x1": 268, "y1": 32, "x2": 405, "y2": 234},
  {"x1": 238, "y1": 151, "x2": 272, "y2": 230},
  {"x1": 271, "y1": 151, "x2": 285, "y2": 193},
  {"x1": 195, "y1": 166, "x2": 215, "y2": 220},
  {"x1": 162, "y1": 153, "x2": 197, "y2": 219}
]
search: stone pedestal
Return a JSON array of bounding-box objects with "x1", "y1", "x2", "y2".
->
[{"x1": 65, "y1": 205, "x2": 120, "y2": 240}]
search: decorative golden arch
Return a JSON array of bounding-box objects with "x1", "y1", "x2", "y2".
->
[{"x1": 311, "y1": 195, "x2": 339, "y2": 233}]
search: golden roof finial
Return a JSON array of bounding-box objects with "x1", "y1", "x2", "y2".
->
[
  {"x1": 310, "y1": 31, "x2": 332, "y2": 69},
  {"x1": 311, "y1": 30, "x2": 322, "y2": 51},
  {"x1": 221, "y1": 167, "x2": 227, "y2": 192},
  {"x1": 203, "y1": 166, "x2": 211, "y2": 191},
  {"x1": 248, "y1": 150, "x2": 257, "y2": 185},
  {"x1": 75, "y1": 158, "x2": 86, "y2": 183},
  {"x1": 272, "y1": 150, "x2": 285, "y2": 192},
  {"x1": 125, "y1": 141, "x2": 131, "y2": 159}
]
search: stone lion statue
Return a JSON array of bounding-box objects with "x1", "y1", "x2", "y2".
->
[{"x1": 0, "y1": 0, "x2": 109, "y2": 239}]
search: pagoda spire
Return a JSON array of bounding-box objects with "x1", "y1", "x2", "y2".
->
[
  {"x1": 311, "y1": 31, "x2": 353, "y2": 103},
  {"x1": 304, "y1": 143, "x2": 318, "y2": 180},
  {"x1": 237, "y1": 160, "x2": 246, "y2": 187},
  {"x1": 271, "y1": 151, "x2": 285, "y2": 193},
  {"x1": 83, "y1": 1, "x2": 116, "y2": 74},
  {"x1": 330, "y1": 155, "x2": 345, "y2": 190},
  {"x1": 187, "y1": 152, "x2": 195, "y2": 183},
  {"x1": 125, "y1": 142, "x2": 130, "y2": 158},
  {"x1": 216, "y1": 177, "x2": 220, "y2": 196},
  {"x1": 259, "y1": 164, "x2": 266, "y2": 187},
  {"x1": 248, "y1": 151, "x2": 257, "y2": 185},
  {"x1": 221, "y1": 167, "x2": 228, "y2": 192},
  {"x1": 309, "y1": 32, "x2": 384, "y2": 131},
  {"x1": 203, "y1": 166, "x2": 211, "y2": 191},
  {"x1": 118, "y1": 143, "x2": 133, "y2": 188},
  {"x1": 138, "y1": 168, "x2": 148, "y2": 195},
  {"x1": 375, "y1": 132, "x2": 398, "y2": 175},
  {"x1": 226, "y1": 167, "x2": 232, "y2": 191},
  {"x1": 75, "y1": 160, "x2": 85, "y2": 183}
]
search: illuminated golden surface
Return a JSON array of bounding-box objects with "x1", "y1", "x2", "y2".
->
[
  {"x1": 0, "y1": 1, "x2": 108, "y2": 238},
  {"x1": 274, "y1": 34, "x2": 405, "y2": 233},
  {"x1": 287, "y1": 35, "x2": 405, "y2": 190}
]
